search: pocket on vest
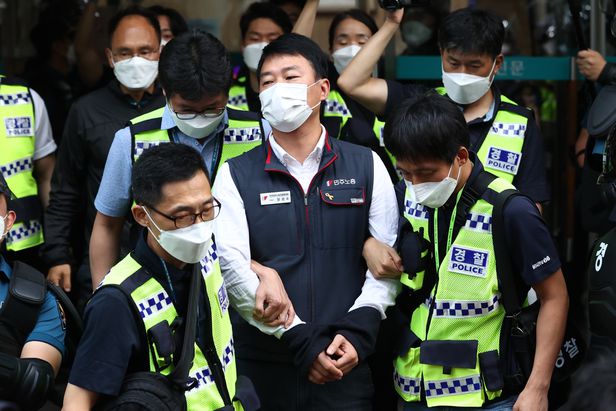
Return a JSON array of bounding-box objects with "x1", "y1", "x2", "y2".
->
[{"x1": 313, "y1": 186, "x2": 367, "y2": 249}]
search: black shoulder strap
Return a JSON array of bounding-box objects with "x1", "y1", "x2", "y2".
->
[
  {"x1": 227, "y1": 106, "x2": 260, "y2": 122},
  {"x1": 499, "y1": 101, "x2": 534, "y2": 119},
  {"x1": 492, "y1": 188, "x2": 527, "y2": 314},
  {"x1": 167, "y1": 264, "x2": 199, "y2": 388},
  {"x1": 454, "y1": 171, "x2": 497, "y2": 236},
  {"x1": 0, "y1": 261, "x2": 46, "y2": 346}
]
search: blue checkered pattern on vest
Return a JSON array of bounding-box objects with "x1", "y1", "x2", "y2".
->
[
  {"x1": 199, "y1": 243, "x2": 218, "y2": 276},
  {"x1": 223, "y1": 127, "x2": 262, "y2": 143},
  {"x1": 490, "y1": 122, "x2": 526, "y2": 137},
  {"x1": 6, "y1": 220, "x2": 41, "y2": 244},
  {"x1": 405, "y1": 199, "x2": 429, "y2": 220},
  {"x1": 189, "y1": 339, "x2": 235, "y2": 391},
  {"x1": 228, "y1": 95, "x2": 248, "y2": 106},
  {"x1": 465, "y1": 213, "x2": 492, "y2": 232},
  {"x1": 425, "y1": 375, "x2": 482, "y2": 398},
  {"x1": 133, "y1": 141, "x2": 163, "y2": 159},
  {"x1": 0, "y1": 92, "x2": 30, "y2": 106},
  {"x1": 432, "y1": 294, "x2": 500, "y2": 318},
  {"x1": 394, "y1": 369, "x2": 421, "y2": 395},
  {"x1": 1, "y1": 157, "x2": 33, "y2": 178},
  {"x1": 137, "y1": 291, "x2": 172, "y2": 319},
  {"x1": 324, "y1": 99, "x2": 350, "y2": 116}
]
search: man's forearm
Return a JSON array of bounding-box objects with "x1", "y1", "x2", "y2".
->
[
  {"x1": 526, "y1": 295, "x2": 568, "y2": 391},
  {"x1": 89, "y1": 213, "x2": 123, "y2": 289},
  {"x1": 292, "y1": 0, "x2": 319, "y2": 37},
  {"x1": 337, "y1": 17, "x2": 400, "y2": 116}
]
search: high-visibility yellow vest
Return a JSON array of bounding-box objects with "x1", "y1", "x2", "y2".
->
[
  {"x1": 394, "y1": 176, "x2": 515, "y2": 407},
  {"x1": 128, "y1": 106, "x2": 263, "y2": 177},
  {"x1": 228, "y1": 81, "x2": 250, "y2": 111},
  {"x1": 99, "y1": 243, "x2": 243, "y2": 410},
  {"x1": 436, "y1": 87, "x2": 529, "y2": 184},
  {"x1": 0, "y1": 76, "x2": 43, "y2": 251}
]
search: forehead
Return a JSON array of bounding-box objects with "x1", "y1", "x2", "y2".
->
[
  {"x1": 157, "y1": 15, "x2": 171, "y2": 30},
  {"x1": 442, "y1": 49, "x2": 494, "y2": 64},
  {"x1": 260, "y1": 53, "x2": 315, "y2": 77},
  {"x1": 112, "y1": 15, "x2": 158, "y2": 46},
  {"x1": 397, "y1": 157, "x2": 450, "y2": 171},
  {"x1": 248, "y1": 17, "x2": 285, "y2": 34},
  {"x1": 334, "y1": 18, "x2": 372, "y2": 37},
  {"x1": 158, "y1": 172, "x2": 211, "y2": 205}
]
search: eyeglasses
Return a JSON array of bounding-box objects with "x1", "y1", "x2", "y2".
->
[
  {"x1": 113, "y1": 48, "x2": 158, "y2": 62},
  {"x1": 145, "y1": 198, "x2": 222, "y2": 229},
  {"x1": 171, "y1": 106, "x2": 226, "y2": 120}
]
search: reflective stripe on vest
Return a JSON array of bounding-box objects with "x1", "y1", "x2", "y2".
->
[
  {"x1": 0, "y1": 77, "x2": 43, "y2": 251},
  {"x1": 436, "y1": 87, "x2": 528, "y2": 183},
  {"x1": 129, "y1": 107, "x2": 262, "y2": 170},
  {"x1": 99, "y1": 243, "x2": 238, "y2": 410},
  {"x1": 228, "y1": 83, "x2": 249, "y2": 111},
  {"x1": 373, "y1": 117, "x2": 397, "y2": 170},
  {"x1": 323, "y1": 90, "x2": 352, "y2": 138},
  {"x1": 395, "y1": 176, "x2": 515, "y2": 407}
]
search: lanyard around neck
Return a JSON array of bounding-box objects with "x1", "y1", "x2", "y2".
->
[{"x1": 433, "y1": 189, "x2": 464, "y2": 273}]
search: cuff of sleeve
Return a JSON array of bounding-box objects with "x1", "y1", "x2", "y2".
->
[
  {"x1": 335, "y1": 307, "x2": 382, "y2": 362},
  {"x1": 598, "y1": 62, "x2": 616, "y2": 85},
  {"x1": 281, "y1": 323, "x2": 332, "y2": 376}
]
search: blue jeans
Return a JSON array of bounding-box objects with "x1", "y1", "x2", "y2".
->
[{"x1": 398, "y1": 395, "x2": 518, "y2": 411}]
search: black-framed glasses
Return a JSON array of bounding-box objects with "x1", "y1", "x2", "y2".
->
[
  {"x1": 170, "y1": 106, "x2": 226, "y2": 120},
  {"x1": 145, "y1": 198, "x2": 222, "y2": 229}
]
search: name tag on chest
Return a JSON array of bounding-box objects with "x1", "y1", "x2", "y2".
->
[{"x1": 260, "y1": 191, "x2": 291, "y2": 206}]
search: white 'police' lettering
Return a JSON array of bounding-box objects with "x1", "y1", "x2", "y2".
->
[
  {"x1": 4, "y1": 116, "x2": 32, "y2": 137},
  {"x1": 448, "y1": 246, "x2": 490, "y2": 278},
  {"x1": 484, "y1": 147, "x2": 521, "y2": 175}
]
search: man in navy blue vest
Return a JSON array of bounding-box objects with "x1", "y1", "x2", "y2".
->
[{"x1": 213, "y1": 33, "x2": 400, "y2": 410}]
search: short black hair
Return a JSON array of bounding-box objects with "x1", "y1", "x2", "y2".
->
[
  {"x1": 159, "y1": 29, "x2": 232, "y2": 101},
  {"x1": 132, "y1": 144, "x2": 209, "y2": 207},
  {"x1": 384, "y1": 92, "x2": 469, "y2": 163},
  {"x1": 438, "y1": 7, "x2": 504, "y2": 59},
  {"x1": 269, "y1": 0, "x2": 307, "y2": 6},
  {"x1": 240, "y1": 2, "x2": 292, "y2": 40},
  {"x1": 257, "y1": 33, "x2": 329, "y2": 81},
  {"x1": 328, "y1": 9, "x2": 378, "y2": 50},
  {"x1": 108, "y1": 5, "x2": 161, "y2": 43},
  {"x1": 148, "y1": 5, "x2": 189, "y2": 37}
]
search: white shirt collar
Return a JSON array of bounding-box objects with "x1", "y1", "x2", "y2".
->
[{"x1": 268, "y1": 125, "x2": 326, "y2": 167}]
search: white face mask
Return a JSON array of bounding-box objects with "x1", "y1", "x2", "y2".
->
[
  {"x1": 412, "y1": 161, "x2": 461, "y2": 208},
  {"x1": 143, "y1": 207, "x2": 213, "y2": 264},
  {"x1": 259, "y1": 81, "x2": 321, "y2": 133},
  {"x1": 113, "y1": 56, "x2": 159, "y2": 90},
  {"x1": 404, "y1": 179, "x2": 417, "y2": 202},
  {"x1": 402, "y1": 21, "x2": 433, "y2": 48},
  {"x1": 332, "y1": 44, "x2": 362, "y2": 74},
  {"x1": 441, "y1": 59, "x2": 497, "y2": 105},
  {"x1": 170, "y1": 104, "x2": 225, "y2": 139},
  {"x1": 243, "y1": 42, "x2": 268, "y2": 72},
  {"x1": 0, "y1": 215, "x2": 7, "y2": 241}
]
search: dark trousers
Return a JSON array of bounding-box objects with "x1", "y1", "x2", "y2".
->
[{"x1": 237, "y1": 358, "x2": 374, "y2": 411}]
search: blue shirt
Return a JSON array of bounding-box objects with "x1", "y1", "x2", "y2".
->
[
  {"x1": 95, "y1": 105, "x2": 228, "y2": 218},
  {"x1": 0, "y1": 256, "x2": 65, "y2": 355}
]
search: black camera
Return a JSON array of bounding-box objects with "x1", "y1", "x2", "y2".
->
[{"x1": 378, "y1": 0, "x2": 430, "y2": 11}]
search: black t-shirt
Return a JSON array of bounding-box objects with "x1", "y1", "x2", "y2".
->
[
  {"x1": 397, "y1": 159, "x2": 560, "y2": 288},
  {"x1": 68, "y1": 231, "x2": 199, "y2": 396},
  {"x1": 384, "y1": 80, "x2": 551, "y2": 203}
]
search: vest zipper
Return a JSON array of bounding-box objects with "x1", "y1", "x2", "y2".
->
[{"x1": 266, "y1": 154, "x2": 338, "y2": 322}]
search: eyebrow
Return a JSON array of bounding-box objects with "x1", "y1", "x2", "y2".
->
[
  {"x1": 260, "y1": 64, "x2": 302, "y2": 78},
  {"x1": 167, "y1": 197, "x2": 213, "y2": 214}
]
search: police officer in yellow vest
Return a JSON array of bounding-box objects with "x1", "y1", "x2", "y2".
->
[
  {"x1": 63, "y1": 143, "x2": 258, "y2": 410},
  {"x1": 338, "y1": 7, "x2": 550, "y2": 206},
  {"x1": 0, "y1": 75, "x2": 56, "y2": 270},
  {"x1": 382, "y1": 93, "x2": 568, "y2": 410},
  {"x1": 89, "y1": 30, "x2": 264, "y2": 288}
]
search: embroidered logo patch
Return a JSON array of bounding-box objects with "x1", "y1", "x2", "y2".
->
[
  {"x1": 448, "y1": 246, "x2": 490, "y2": 278},
  {"x1": 325, "y1": 178, "x2": 357, "y2": 187},
  {"x1": 484, "y1": 147, "x2": 521, "y2": 175},
  {"x1": 4, "y1": 116, "x2": 32, "y2": 137},
  {"x1": 218, "y1": 284, "x2": 229, "y2": 316},
  {"x1": 260, "y1": 191, "x2": 291, "y2": 205}
]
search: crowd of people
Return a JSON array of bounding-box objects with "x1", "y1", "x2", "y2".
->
[{"x1": 0, "y1": 0, "x2": 613, "y2": 410}]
